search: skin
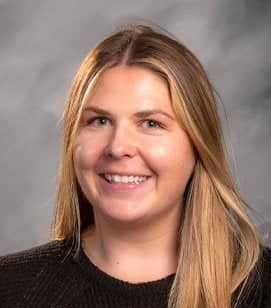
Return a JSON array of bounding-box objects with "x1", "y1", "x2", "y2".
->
[{"x1": 73, "y1": 65, "x2": 196, "y2": 282}]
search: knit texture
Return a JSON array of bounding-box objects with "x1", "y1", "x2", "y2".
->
[{"x1": 0, "y1": 237, "x2": 270, "y2": 308}]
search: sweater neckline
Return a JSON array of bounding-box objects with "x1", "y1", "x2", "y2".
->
[{"x1": 72, "y1": 239, "x2": 176, "y2": 295}]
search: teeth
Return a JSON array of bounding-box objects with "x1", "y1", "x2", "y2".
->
[{"x1": 104, "y1": 174, "x2": 148, "y2": 184}]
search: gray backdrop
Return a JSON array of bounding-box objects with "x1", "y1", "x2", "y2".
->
[{"x1": 1, "y1": 0, "x2": 270, "y2": 255}]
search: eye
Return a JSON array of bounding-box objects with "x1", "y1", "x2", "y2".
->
[
  {"x1": 86, "y1": 116, "x2": 109, "y2": 126},
  {"x1": 142, "y1": 119, "x2": 163, "y2": 129}
]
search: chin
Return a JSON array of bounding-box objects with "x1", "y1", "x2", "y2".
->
[{"x1": 96, "y1": 201, "x2": 153, "y2": 225}]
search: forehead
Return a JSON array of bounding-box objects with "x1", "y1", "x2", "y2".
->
[{"x1": 84, "y1": 65, "x2": 173, "y2": 113}]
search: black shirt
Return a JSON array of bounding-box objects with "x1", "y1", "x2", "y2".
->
[{"x1": 0, "y1": 237, "x2": 270, "y2": 308}]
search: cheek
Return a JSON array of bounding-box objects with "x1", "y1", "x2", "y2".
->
[
  {"x1": 73, "y1": 136, "x2": 101, "y2": 170},
  {"x1": 144, "y1": 136, "x2": 195, "y2": 180}
]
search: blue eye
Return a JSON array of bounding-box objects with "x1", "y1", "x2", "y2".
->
[
  {"x1": 87, "y1": 116, "x2": 108, "y2": 126},
  {"x1": 86, "y1": 117, "x2": 163, "y2": 129},
  {"x1": 142, "y1": 119, "x2": 163, "y2": 129}
]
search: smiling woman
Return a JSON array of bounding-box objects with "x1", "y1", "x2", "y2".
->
[{"x1": 0, "y1": 23, "x2": 270, "y2": 308}]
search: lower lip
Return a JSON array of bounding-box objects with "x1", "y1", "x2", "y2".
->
[{"x1": 99, "y1": 175, "x2": 152, "y2": 192}]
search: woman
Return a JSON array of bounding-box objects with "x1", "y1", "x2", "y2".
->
[{"x1": 0, "y1": 23, "x2": 270, "y2": 308}]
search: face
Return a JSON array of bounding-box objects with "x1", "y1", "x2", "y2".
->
[{"x1": 73, "y1": 65, "x2": 196, "y2": 227}]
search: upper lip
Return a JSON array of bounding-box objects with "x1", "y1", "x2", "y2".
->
[{"x1": 99, "y1": 170, "x2": 151, "y2": 177}]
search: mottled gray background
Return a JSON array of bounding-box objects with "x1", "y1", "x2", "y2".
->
[{"x1": 0, "y1": 0, "x2": 270, "y2": 254}]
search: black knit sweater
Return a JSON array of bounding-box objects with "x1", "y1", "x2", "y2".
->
[{"x1": 0, "y1": 237, "x2": 270, "y2": 308}]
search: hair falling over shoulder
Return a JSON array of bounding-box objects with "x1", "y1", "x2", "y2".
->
[{"x1": 50, "y1": 23, "x2": 262, "y2": 308}]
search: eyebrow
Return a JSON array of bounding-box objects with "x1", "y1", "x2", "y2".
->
[{"x1": 83, "y1": 106, "x2": 175, "y2": 120}]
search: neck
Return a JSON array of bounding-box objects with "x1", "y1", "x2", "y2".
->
[{"x1": 81, "y1": 210, "x2": 180, "y2": 283}]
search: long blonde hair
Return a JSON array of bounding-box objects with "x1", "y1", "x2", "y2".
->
[{"x1": 50, "y1": 23, "x2": 262, "y2": 308}]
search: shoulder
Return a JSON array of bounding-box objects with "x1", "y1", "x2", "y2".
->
[
  {"x1": 262, "y1": 245, "x2": 271, "y2": 267},
  {"x1": 261, "y1": 246, "x2": 271, "y2": 307},
  {"x1": 0, "y1": 238, "x2": 71, "y2": 272},
  {"x1": 0, "y1": 238, "x2": 78, "y2": 307},
  {"x1": 231, "y1": 246, "x2": 271, "y2": 308}
]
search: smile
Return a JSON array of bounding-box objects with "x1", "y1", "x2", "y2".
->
[
  {"x1": 98, "y1": 174, "x2": 152, "y2": 192},
  {"x1": 102, "y1": 174, "x2": 149, "y2": 184}
]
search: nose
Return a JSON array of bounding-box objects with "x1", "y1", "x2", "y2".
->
[{"x1": 104, "y1": 124, "x2": 137, "y2": 159}]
